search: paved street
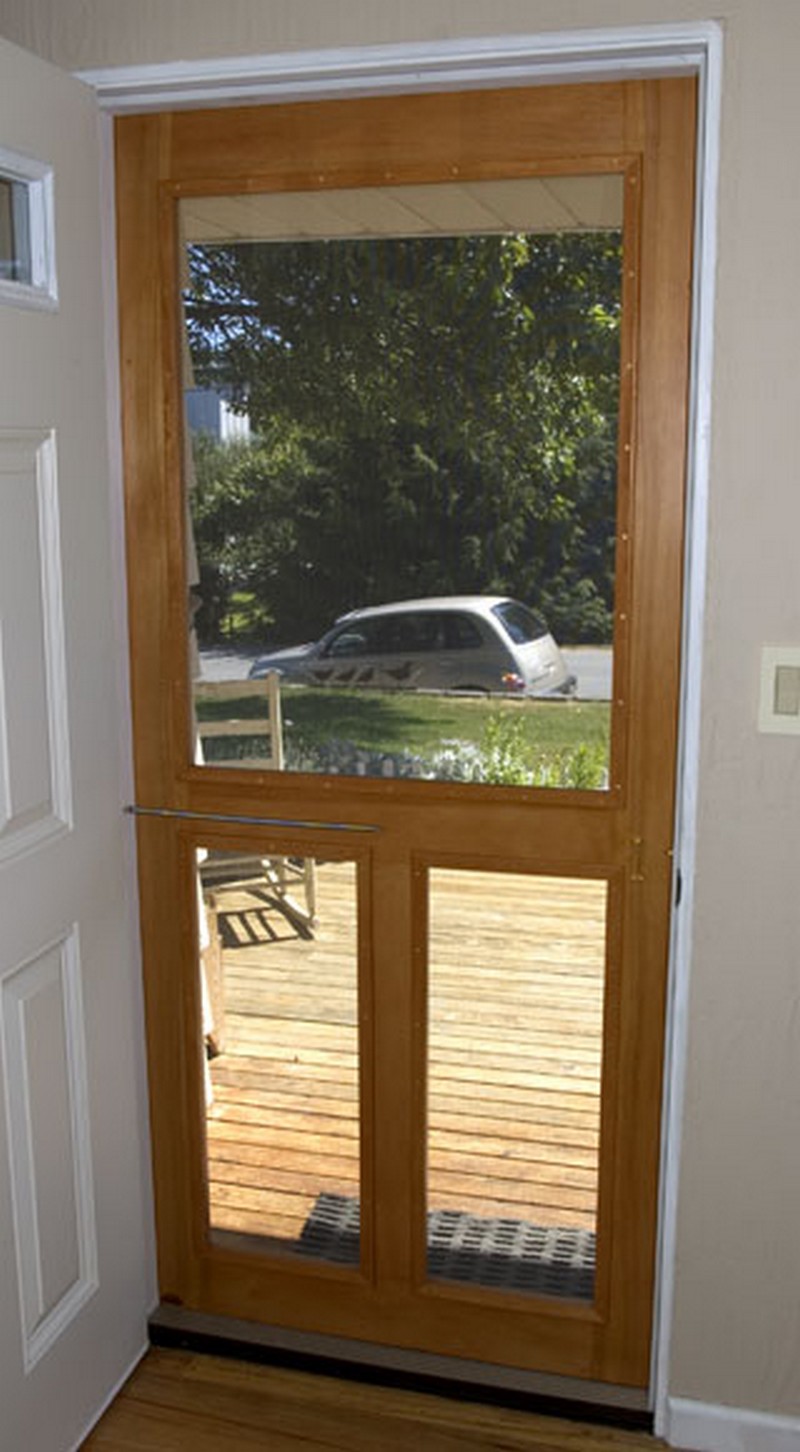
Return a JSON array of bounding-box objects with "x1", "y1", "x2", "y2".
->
[
  {"x1": 562, "y1": 647, "x2": 613, "y2": 701},
  {"x1": 198, "y1": 647, "x2": 261, "y2": 682}
]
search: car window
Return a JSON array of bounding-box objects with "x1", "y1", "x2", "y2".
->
[
  {"x1": 443, "y1": 613, "x2": 484, "y2": 650},
  {"x1": 382, "y1": 612, "x2": 444, "y2": 654},
  {"x1": 325, "y1": 608, "x2": 487, "y2": 657},
  {"x1": 323, "y1": 618, "x2": 383, "y2": 657},
  {"x1": 326, "y1": 630, "x2": 369, "y2": 658},
  {"x1": 492, "y1": 600, "x2": 548, "y2": 645}
]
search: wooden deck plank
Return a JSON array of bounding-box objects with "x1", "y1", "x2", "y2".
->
[
  {"x1": 209, "y1": 1099, "x2": 600, "y2": 1161},
  {"x1": 210, "y1": 1066, "x2": 600, "y2": 1125},
  {"x1": 205, "y1": 863, "x2": 605, "y2": 1248}
]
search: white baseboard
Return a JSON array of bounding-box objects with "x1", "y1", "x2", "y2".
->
[{"x1": 666, "y1": 1397, "x2": 800, "y2": 1451}]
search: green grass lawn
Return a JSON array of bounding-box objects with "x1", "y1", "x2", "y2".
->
[
  {"x1": 196, "y1": 685, "x2": 610, "y2": 785},
  {"x1": 279, "y1": 686, "x2": 608, "y2": 755}
]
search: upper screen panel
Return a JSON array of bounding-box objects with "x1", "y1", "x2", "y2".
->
[{"x1": 179, "y1": 176, "x2": 623, "y2": 790}]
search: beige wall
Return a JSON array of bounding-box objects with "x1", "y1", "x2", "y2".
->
[{"x1": 1, "y1": 0, "x2": 799, "y2": 1423}]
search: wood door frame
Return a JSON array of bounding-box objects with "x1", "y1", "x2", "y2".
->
[{"x1": 116, "y1": 78, "x2": 696, "y2": 1389}]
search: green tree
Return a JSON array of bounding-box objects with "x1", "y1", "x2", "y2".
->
[{"x1": 184, "y1": 230, "x2": 621, "y2": 646}]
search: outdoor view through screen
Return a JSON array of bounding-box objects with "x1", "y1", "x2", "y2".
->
[{"x1": 180, "y1": 176, "x2": 622, "y2": 789}]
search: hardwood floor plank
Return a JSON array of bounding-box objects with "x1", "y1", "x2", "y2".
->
[{"x1": 83, "y1": 1349, "x2": 673, "y2": 1451}]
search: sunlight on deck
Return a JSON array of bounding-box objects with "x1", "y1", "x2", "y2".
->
[{"x1": 202, "y1": 860, "x2": 605, "y2": 1284}]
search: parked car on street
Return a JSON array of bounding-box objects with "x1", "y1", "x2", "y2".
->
[{"x1": 248, "y1": 596, "x2": 576, "y2": 697}]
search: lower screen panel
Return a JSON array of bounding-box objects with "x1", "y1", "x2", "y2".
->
[
  {"x1": 195, "y1": 847, "x2": 606, "y2": 1297},
  {"x1": 426, "y1": 868, "x2": 607, "y2": 1302},
  {"x1": 197, "y1": 847, "x2": 360, "y2": 1264}
]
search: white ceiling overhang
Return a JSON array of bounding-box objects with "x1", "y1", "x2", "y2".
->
[{"x1": 181, "y1": 174, "x2": 624, "y2": 246}]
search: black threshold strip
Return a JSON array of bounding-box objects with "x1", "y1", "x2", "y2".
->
[{"x1": 148, "y1": 1318, "x2": 653, "y2": 1434}]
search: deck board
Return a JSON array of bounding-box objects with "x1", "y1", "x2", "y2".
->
[{"x1": 204, "y1": 862, "x2": 605, "y2": 1249}]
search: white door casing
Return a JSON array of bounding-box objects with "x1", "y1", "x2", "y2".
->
[{"x1": 0, "y1": 36, "x2": 153, "y2": 1452}]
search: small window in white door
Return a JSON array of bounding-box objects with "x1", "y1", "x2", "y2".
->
[
  {"x1": 0, "y1": 147, "x2": 57, "y2": 308},
  {"x1": 0, "y1": 175, "x2": 30, "y2": 283}
]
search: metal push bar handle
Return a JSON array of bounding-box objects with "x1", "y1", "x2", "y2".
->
[{"x1": 124, "y1": 804, "x2": 379, "y2": 833}]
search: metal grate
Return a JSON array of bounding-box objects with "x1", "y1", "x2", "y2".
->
[{"x1": 299, "y1": 1193, "x2": 595, "y2": 1301}]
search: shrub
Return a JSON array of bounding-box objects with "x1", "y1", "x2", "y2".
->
[{"x1": 431, "y1": 710, "x2": 607, "y2": 789}]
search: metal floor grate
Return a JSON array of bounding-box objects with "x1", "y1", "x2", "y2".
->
[{"x1": 299, "y1": 1194, "x2": 595, "y2": 1301}]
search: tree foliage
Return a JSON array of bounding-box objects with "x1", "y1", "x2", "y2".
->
[{"x1": 185, "y1": 229, "x2": 621, "y2": 645}]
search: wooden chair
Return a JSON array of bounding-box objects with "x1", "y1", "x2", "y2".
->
[
  {"x1": 195, "y1": 669, "x2": 286, "y2": 769},
  {"x1": 194, "y1": 672, "x2": 317, "y2": 1092},
  {"x1": 194, "y1": 670, "x2": 318, "y2": 930}
]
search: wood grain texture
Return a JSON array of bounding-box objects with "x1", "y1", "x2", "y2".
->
[
  {"x1": 82, "y1": 1348, "x2": 675, "y2": 1451},
  {"x1": 599, "y1": 76, "x2": 697, "y2": 1380},
  {"x1": 116, "y1": 75, "x2": 696, "y2": 1389},
  {"x1": 167, "y1": 85, "x2": 630, "y2": 190},
  {"x1": 115, "y1": 114, "x2": 180, "y2": 811},
  {"x1": 204, "y1": 865, "x2": 605, "y2": 1243}
]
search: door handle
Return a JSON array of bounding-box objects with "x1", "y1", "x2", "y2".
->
[{"x1": 124, "y1": 804, "x2": 379, "y2": 833}]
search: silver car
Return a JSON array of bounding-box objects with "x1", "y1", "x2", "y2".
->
[{"x1": 249, "y1": 596, "x2": 576, "y2": 697}]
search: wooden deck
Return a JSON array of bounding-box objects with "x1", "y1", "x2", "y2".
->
[{"x1": 203, "y1": 863, "x2": 606, "y2": 1253}]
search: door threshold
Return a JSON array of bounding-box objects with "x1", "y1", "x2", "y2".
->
[{"x1": 149, "y1": 1303, "x2": 651, "y2": 1430}]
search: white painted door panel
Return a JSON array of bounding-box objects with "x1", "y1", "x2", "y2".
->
[{"x1": 0, "y1": 36, "x2": 154, "y2": 1452}]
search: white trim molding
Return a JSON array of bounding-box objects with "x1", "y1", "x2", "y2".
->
[
  {"x1": 0, "y1": 428, "x2": 73, "y2": 864},
  {"x1": 78, "y1": 23, "x2": 721, "y2": 112},
  {"x1": 666, "y1": 1398, "x2": 800, "y2": 1452},
  {"x1": 0, "y1": 926, "x2": 98, "y2": 1372},
  {"x1": 650, "y1": 21, "x2": 723, "y2": 1441},
  {"x1": 78, "y1": 20, "x2": 724, "y2": 1436},
  {"x1": 0, "y1": 143, "x2": 57, "y2": 310}
]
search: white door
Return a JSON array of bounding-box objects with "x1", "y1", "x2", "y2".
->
[{"x1": 0, "y1": 37, "x2": 153, "y2": 1451}]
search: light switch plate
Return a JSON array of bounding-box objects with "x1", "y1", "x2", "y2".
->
[{"x1": 758, "y1": 646, "x2": 800, "y2": 734}]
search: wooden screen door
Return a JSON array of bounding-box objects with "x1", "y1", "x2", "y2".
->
[{"x1": 116, "y1": 78, "x2": 695, "y2": 1390}]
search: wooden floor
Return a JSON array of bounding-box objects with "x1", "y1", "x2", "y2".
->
[
  {"x1": 204, "y1": 861, "x2": 606, "y2": 1257},
  {"x1": 83, "y1": 1348, "x2": 673, "y2": 1450}
]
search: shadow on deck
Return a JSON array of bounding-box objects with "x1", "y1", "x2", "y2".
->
[{"x1": 202, "y1": 860, "x2": 605, "y2": 1299}]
